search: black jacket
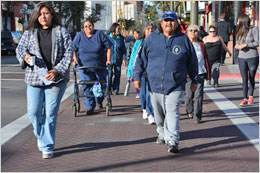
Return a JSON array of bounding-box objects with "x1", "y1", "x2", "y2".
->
[{"x1": 216, "y1": 21, "x2": 232, "y2": 42}]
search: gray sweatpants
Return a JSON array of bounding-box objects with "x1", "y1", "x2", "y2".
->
[{"x1": 150, "y1": 90, "x2": 184, "y2": 143}]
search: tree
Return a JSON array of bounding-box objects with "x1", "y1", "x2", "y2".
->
[
  {"x1": 52, "y1": 1, "x2": 85, "y2": 32},
  {"x1": 86, "y1": 3, "x2": 105, "y2": 24},
  {"x1": 53, "y1": 1, "x2": 105, "y2": 32}
]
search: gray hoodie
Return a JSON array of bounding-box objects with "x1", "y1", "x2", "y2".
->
[{"x1": 237, "y1": 27, "x2": 259, "y2": 59}]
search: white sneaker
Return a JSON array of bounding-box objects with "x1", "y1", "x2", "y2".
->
[
  {"x1": 42, "y1": 151, "x2": 54, "y2": 159},
  {"x1": 142, "y1": 109, "x2": 148, "y2": 119},
  {"x1": 148, "y1": 116, "x2": 156, "y2": 125}
]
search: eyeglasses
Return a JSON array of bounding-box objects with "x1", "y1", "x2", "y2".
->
[
  {"x1": 209, "y1": 30, "x2": 216, "y2": 33},
  {"x1": 189, "y1": 29, "x2": 198, "y2": 33}
]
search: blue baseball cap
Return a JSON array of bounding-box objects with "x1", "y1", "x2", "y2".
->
[{"x1": 162, "y1": 11, "x2": 178, "y2": 21}]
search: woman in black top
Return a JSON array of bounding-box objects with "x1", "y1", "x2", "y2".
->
[{"x1": 203, "y1": 25, "x2": 232, "y2": 87}]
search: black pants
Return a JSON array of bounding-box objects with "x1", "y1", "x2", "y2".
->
[{"x1": 238, "y1": 57, "x2": 259, "y2": 98}]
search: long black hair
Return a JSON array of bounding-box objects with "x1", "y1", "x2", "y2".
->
[
  {"x1": 27, "y1": 2, "x2": 60, "y2": 30},
  {"x1": 107, "y1": 23, "x2": 120, "y2": 35}
]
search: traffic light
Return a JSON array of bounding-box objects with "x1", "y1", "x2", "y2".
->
[{"x1": 147, "y1": 13, "x2": 151, "y2": 19}]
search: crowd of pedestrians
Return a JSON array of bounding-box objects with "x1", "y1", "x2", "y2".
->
[{"x1": 16, "y1": 1, "x2": 258, "y2": 158}]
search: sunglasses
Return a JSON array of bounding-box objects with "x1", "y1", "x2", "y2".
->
[
  {"x1": 209, "y1": 30, "x2": 216, "y2": 33},
  {"x1": 189, "y1": 29, "x2": 198, "y2": 33}
]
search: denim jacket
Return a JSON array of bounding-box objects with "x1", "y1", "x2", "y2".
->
[
  {"x1": 16, "y1": 25, "x2": 73, "y2": 86},
  {"x1": 107, "y1": 33, "x2": 126, "y2": 65}
]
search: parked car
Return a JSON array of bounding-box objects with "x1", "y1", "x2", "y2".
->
[
  {"x1": 11, "y1": 31, "x2": 22, "y2": 47},
  {"x1": 1, "y1": 30, "x2": 16, "y2": 55}
]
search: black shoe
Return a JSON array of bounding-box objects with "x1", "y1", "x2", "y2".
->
[
  {"x1": 156, "y1": 136, "x2": 165, "y2": 144},
  {"x1": 97, "y1": 104, "x2": 103, "y2": 109},
  {"x1": 195, "y1": 119, "x2": 201, "y2": 124},
  {"x1": 166, "y1": 141, "x2": 179, "y2": 153},
  {"x1": 86, "y1": 109, "x2": 94, "y2": 115}
]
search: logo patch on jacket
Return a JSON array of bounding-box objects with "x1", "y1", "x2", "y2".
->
[{"x1": 172, "y1": 45, "x2": 181, "y2": 54}]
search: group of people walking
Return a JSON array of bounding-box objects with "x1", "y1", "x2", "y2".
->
[{"x1": 16, "y1": 1, "x2": 258, "y2": 159}]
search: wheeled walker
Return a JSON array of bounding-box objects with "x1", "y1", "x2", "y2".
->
[{"x1": 72, "y1": 65, "x2": 112, "y2": 117}]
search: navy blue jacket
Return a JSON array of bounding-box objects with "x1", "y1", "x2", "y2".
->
[
  {"x1": 133, "y1": 28, "x2": 198, "y2": 95},
  {"x1": 107, "y1": 33, "x2": 126, "y2": 65}
]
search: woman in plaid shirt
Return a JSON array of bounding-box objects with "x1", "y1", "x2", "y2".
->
[{"x1": 16, "y1": 2, "x2": 73, "y2": 159}]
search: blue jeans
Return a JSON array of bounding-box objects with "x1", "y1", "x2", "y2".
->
[
  {"x1": 150, "y1": 89, "x2": 184, "y2": 143},
  {"x1": 140, "y1": 77, "x2": 154, "y2": 116},
  {"x1": 211, "y1": 62, "x2": 220, "y2": 85},
  {"x1": 109, "y1": 64, "x2": 121, "y2": 92},
  {"x1": 79, "y1": 69, "x2": 106, "y2": 110},
  {"x1": 27, "y1": 81, "x2": 67, "y2": 152}
]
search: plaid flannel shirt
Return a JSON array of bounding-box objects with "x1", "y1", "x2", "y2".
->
[{"x1": 16, "y1": 25, "x2": 73, "y2": 86}]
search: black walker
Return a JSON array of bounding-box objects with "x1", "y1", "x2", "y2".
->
[{"x1": 72, "y1": 65, "x2": 112, "y2": 117}]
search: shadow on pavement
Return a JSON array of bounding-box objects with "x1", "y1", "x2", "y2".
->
[{"x1": 54, "y1": 136, "x2": 157, "y2": 157}]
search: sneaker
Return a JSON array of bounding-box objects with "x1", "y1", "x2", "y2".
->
[
  {"x1": 187, "y1": 113, "x2": 193, "y2": 119},
  {"x1": 148, "y1": 116, "x2": 156, "y2": 125},
  {"x1": 136, "y1": 94, "x2": 140, "y2": 99},
  {"x1": 112, "y1": 90, "x2": 119, "y2": 95},
  {"x1": 166, "y1": 140, "x2": 179, "y2": 153},
  {"x1": 156, "y1": 135, "x2": 165, "y2": 144},
  {"x1": 37, "y1": 139, "x2": 41, "y2": 148},
  {"x1": 239, "y1": 99, "x2": 248, "y2": 107},
  {"x1": 214, "y1": 83, "x2": 219, "y2": 88},
  {"x1": 248, "y1": 96, "x2": 254, "y2": 105},
  {"x1": 142, "y1": 109, "x2": 148, "y2": 119},
  {"x1": 42, "y1": 151, "x2": 54, "y2": 159}
]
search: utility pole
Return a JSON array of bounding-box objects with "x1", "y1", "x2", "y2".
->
[
  {"x1": 233, "y1": 1, "x2": 242, "y2": 64},
  {"x1": 212, "y1": 1, "x2": 216, "y2": 25},
  {"x1": 190, "y1": 1, "x2": 198, "y2": 25},
  {"x1": 218, "y1": 1, "x2": 222, "y2": 22}
]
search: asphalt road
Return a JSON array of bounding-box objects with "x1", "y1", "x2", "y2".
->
[{"x1": 1, "y1": 55, "x2": 27, "y2": 127}]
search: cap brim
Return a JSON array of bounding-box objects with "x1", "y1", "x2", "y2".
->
[{"x1": 162, "y1": 17, "x2": 176, "y2": 21}]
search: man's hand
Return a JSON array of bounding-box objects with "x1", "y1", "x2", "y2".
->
[
  {"x1": 45, "y1": 69, "x2": 58, "y2": 81},
  {"x1": 134, "y1": 81, "x2": 141, "y2": 90},
  {"x1": 191, "y1": 84, "x2": 197, "y2": 92}
]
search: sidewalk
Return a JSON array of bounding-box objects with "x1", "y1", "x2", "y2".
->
[{"x1": 1, "y1": 61, "x2": 259, "y2": 172}]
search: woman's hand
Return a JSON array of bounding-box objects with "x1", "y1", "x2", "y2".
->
[
  {"x1": 106, "y1": 60, "x2": 111, "y2": 65},
  {"x1": 45, "y1": 69, "x2": 58, "y2": 81},
  {"x1": 235, "y1": 44, "x2": 247, "y2": 50},
  {"x1": 24, "y1": 54, "x2": 31, "y2": 64},
  {"x1": 72, "y1": 60, "x2": 78, "y2": 66},
  {"x1": 134, "y1": 81, "x2": 141, "y2": 90}
]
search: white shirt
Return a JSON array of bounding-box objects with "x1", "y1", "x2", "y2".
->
[{"x1": 192, "y1": 42, "x2": 207, "y2": 75}]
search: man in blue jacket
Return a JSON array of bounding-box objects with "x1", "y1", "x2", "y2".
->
[{"x1": 133, "y1": 11, "x2": 198, "y2": 153}]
